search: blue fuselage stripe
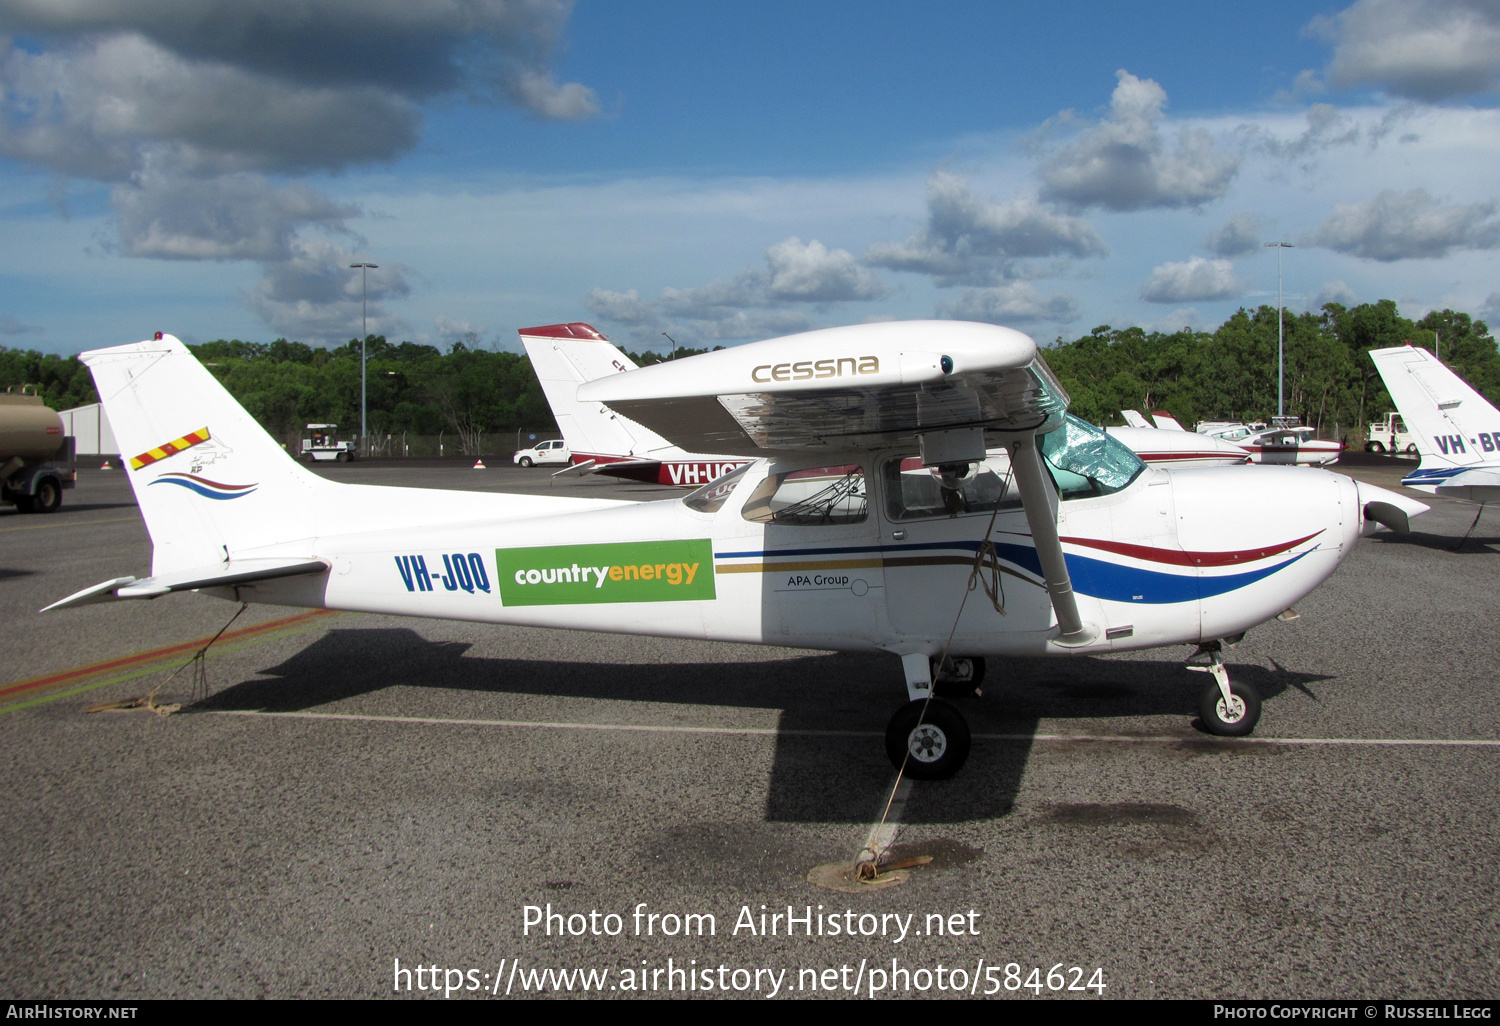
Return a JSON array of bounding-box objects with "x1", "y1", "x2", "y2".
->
[{"x1": 718, "y1": 539, "x2": 1309, "y2": 604}]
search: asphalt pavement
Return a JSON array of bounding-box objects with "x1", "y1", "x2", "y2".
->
[{"x1": 1, "y1": 458, "x2": 1495, "y2": 1000}]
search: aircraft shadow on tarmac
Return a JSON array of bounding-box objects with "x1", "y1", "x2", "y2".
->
[
  {"x1": 194, "y1": 628, "x2": 1331, "y2": 824},
  {"x1": 1370, "y1": 529, "x2": 1500, "y2": 554}
]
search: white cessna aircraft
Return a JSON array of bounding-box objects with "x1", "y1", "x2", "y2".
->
[
  {"x1": 47, "y1": 324, "x2": 1426, "y2": 778},
  {"x1": 1369, "y1": 344, "x2": 1500, "y2": 503}
]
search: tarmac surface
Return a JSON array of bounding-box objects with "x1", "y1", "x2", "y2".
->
[{"x1": 2, "y1": 456, "x2": 1496, "y2": 1000}]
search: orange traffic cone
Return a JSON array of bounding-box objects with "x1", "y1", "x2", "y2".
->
[
  {"x1": 100, "y1": 459, "x2": 112, "y2": 470},
  {"x1": 473, "y1": 459, "x2": 486, "y2": 469}
]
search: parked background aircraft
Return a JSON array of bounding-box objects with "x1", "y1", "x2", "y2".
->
[
  {"x1": 1136, "y1": 410, "x2": 1341, "y2": 467},
  {"x1": 1370, "y1": 344, "x2": 1500, "y2": 503},
  {"x1": 47, "y1": 324, "x2": 1425, "y2": 779},
  {"x1": 521, "y1": 323, "x2": 751, "y2": 487}
]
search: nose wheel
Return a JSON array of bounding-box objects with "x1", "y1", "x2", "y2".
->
[
  {"x1": 1188, "y1": 645, "x2": 1262, "y2": 737},
  {"x1": 885, "y1": 699, "x2": 971, "y2": 779}
]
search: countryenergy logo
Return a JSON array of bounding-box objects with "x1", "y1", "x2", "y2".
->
[{"x1": 497, "y1": 540, "x2": 715, "y2": 606}]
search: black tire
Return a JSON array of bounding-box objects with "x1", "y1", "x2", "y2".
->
[
  {"x1": 885, "y1": 698, "x2": 971, "y2": 779},
  {"x1": 518, "y1": 456, "x2": 533, "y2": 468},
  {"x1": 28, "y1": 478, "x2": 61, "y2": 514},
  {"x1": 931, "y1": 655, "x2": 985, "y2": 697},
  {"x1": 1198, "y1": 678, "x2": 1262, "y2": 737},
  {"x1": 335, "y1": 451, "x2": 349, "y2": 462},
  {"x1": 1405, "y1": 444, "x2": 1418, "y2": 455},
  {"x1": 1368, "y1": 441, "x2": 1386, "y2": 453}
]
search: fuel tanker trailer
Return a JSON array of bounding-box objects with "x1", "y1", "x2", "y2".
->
[{"x1": 0, "y1": 392, "x2": 75, "y2": 513}]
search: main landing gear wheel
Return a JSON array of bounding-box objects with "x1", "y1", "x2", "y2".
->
[
  {"x1": 1198, "y1": 679, "x2": 1262, "y2": 737},
  {"x1": 885, "y1": 699, "x2": 971, "y2": 780}
]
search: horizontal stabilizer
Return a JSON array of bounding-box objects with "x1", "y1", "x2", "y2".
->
[
  {"x1": 1435, "y1": 468, "x2": 1500, "y2": 503},
  {"x1": 551, "y1": 459, "x2": 597, "y2": 478},
  {"x1": 43, "y1": 557, "x2": 328, "y2": 611}
]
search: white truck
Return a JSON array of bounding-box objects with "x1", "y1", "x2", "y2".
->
[
  {"x1": 300, "y1": 423, "x2": 358, "y2": 462},
  {"x1": 1, "y1": 390, "x2": 76, "y2": 513},
  {"x1": 1365, "y1": 412, "x2": 1415, "y2": 454}
]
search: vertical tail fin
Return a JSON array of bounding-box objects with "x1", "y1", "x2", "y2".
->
[
  {"x1": 82, "y1": 335, "x2": 326, "y2": 575},
  {"x1": 1369, "y1": 345, "x2": 1500, "y2": 476},
  {"x1": 518, "y1": 323, "x2": 687, "y2": 460}
]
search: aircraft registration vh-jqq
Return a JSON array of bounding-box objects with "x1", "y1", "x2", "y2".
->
[{"x1": 45, "y1": 323, "x2": 1428, "y2": 779}]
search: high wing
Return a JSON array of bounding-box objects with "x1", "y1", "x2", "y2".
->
[{"x1": 577, "y1": 321, "x2": 1067, "y2": 456}]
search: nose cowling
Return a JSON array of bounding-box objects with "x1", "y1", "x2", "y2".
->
[{"x1": 1169, "y1": 466, "x2": 1360, "y2": 641}]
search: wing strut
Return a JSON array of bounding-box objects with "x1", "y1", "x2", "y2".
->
[{"x1": 1009, "y1": 437, "x2": 1096, "y2": 645}]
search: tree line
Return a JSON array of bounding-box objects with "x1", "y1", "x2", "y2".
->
[
  {"x1": 1, "y1": 300, "x2": 1493, "y2": 451},
  {"x1": 1046, "y1": 301, "x2": 1499, "y2": 439}
]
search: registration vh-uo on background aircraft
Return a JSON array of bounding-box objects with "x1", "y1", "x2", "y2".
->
[{"x1": 46, "y1": 322, "x2": 1427, "y2": 778}]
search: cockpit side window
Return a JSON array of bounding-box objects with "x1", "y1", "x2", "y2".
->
[
  {"x1": 1040, "y1": 413, "x2": 1146, "y2": 500},
  {"x1": 882, "y1": 452, "x2": 1022, "y2": 521},
  {"x1": 741, "y1": 464, "x2": 867, "y2": 525}
]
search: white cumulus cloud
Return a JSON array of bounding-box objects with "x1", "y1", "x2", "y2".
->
[
  {"x1": 1206, "y1": 213, "x2": 1262, "y2": 259},
  {"x1": 1312, "y1": 280, "x2": 1359, "y2": 308},
  {"x1": 764, "y1": 237, "x2": 889, "y2": 303},
  {"x1": 111, "y1": 171, "x2": 359, "y2": 261},
  {"x1": 1140, "y1": 257, "x2": 1243, "y2": 304},
  {"x1": 1306, "y1": 188, "x2": 1500, "y2": 260},
  {"x1": 0, "y1": 0, "x2": 597, "y2": 339},
  {"x1": 864, "y1": 171, "x2": 1105, "y2": 286},
  {"x1": 587, "y1": 236, "x2": 889, "y2": 344},
  {"x1": 1039, "y1": 70, "x2": 1240, "y2": 212},
  {"x1": 244, "y1": 239, "x2": 412, "y2": 344},
  {"x1": 940, "y1": 283, "x2": 1080, "y2": 325},
  {"x1": 1311, "y1": 0, "x2": 1500, "y2": 101}
]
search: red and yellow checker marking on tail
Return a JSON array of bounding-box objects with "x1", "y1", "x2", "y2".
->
[{"x1": 130, "y1": 427, "x2": 210, "y2": 470}]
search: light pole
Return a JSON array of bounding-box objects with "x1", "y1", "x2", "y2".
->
[
  {"x1": 1265, "y1": 243, "x2": 1293, "y2": 420},
  {"x1": 350, "y1": 262, "x2": 378, "y2": 454}
]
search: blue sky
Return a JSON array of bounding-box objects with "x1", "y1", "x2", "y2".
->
[{"x1": 2, "y1": 0, "x2": 1499, "y2": 356}]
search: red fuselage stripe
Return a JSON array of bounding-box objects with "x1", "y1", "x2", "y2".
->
[{"x1": 1059, "y1": 531, "x2": 1323, "y2": 567}]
